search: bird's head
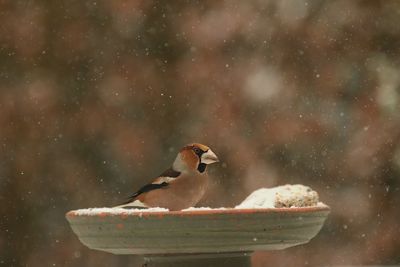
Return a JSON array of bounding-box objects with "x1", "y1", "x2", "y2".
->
[{"x1": 173, "y1": 143, "x2": 219, "y2": 173}]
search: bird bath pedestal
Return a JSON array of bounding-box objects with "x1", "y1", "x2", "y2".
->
[{"x1": 66, "y1": 207, "x2": 330, "y2": 267}]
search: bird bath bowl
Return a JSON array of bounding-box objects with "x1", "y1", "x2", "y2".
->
[{"x1": 66, "y1": 206, "x2": 329, "y2": 266}]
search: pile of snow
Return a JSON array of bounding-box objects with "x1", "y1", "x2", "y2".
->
[{"x1": 235, "y1": 184, "x2": 321, "y2": 209}]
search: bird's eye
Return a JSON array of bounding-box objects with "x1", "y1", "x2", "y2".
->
[{"x1": 193, "y1": 147, "x2": 201, "y2": 154}]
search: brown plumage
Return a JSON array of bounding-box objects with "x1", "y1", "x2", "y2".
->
[{"x1": 117, "y1": 143, "x2": 219, "y2": 211}]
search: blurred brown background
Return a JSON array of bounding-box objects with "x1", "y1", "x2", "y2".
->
[{"x1": 1, "y1": 0, "x2": 400, "y2": 266}]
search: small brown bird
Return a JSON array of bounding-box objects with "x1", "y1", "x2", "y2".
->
[{"x1": 117, "y1": 143, "x2": 219, "y2": 211}]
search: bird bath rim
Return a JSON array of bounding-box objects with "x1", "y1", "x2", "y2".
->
[{"x1": 66, "y1": 205, "x2": 330, "y2": 218}]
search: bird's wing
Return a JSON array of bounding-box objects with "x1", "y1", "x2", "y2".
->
[
  {"x1": 121, "y1": 168, "x2": 181, "y2": 205},
  {"x1": 129, "y1": 182, "x2": 169, "y2": 199},
  {"x1": 120, "y1": 182, "x2": 169, "y2": 205}
]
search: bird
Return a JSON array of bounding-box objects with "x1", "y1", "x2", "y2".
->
[{"x1": 116, "y1": 143, "x2": 219, "y2": 211}]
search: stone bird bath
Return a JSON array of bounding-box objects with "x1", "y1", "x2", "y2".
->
[{"x1": 66, "y1": 206, "x2": 330, "y2": 266}]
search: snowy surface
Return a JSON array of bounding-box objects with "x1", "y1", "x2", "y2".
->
[
  {"x1": 72, "y1": 207, "x2": 169, "y2": 216},
  {"x1": 71, "y1": 206, "x2": 229, "y2": 215},
  {"x1": 181, "y1": 207, "x2": 227, "y2": 211},
  {"x1": 235, "y1": 184, "x2": 321, "y2": 209}
]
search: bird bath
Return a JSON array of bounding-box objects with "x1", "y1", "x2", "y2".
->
[{"x1": 66, "y1": 206, "x2": 330, "y2": 266}]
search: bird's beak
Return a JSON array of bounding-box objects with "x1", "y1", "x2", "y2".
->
[{"x1": 201, "y1": 149, "x2": 219, "y2": 164}]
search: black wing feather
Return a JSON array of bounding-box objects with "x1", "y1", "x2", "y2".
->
[{"x1": 129, "y1": 182, "x2": 169, "y2": 199}]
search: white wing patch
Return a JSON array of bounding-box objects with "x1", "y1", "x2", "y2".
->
[
  {"x1": 152, "y1": 177, "x2": 176, "y2": 184},
  {"x1": 113, "y1": 200, "x2": 148, "y2": 209}
]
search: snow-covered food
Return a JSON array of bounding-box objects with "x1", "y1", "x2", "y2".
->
[{"x1": 235, "y1": 184, "x2": 321, "y2": 209}]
